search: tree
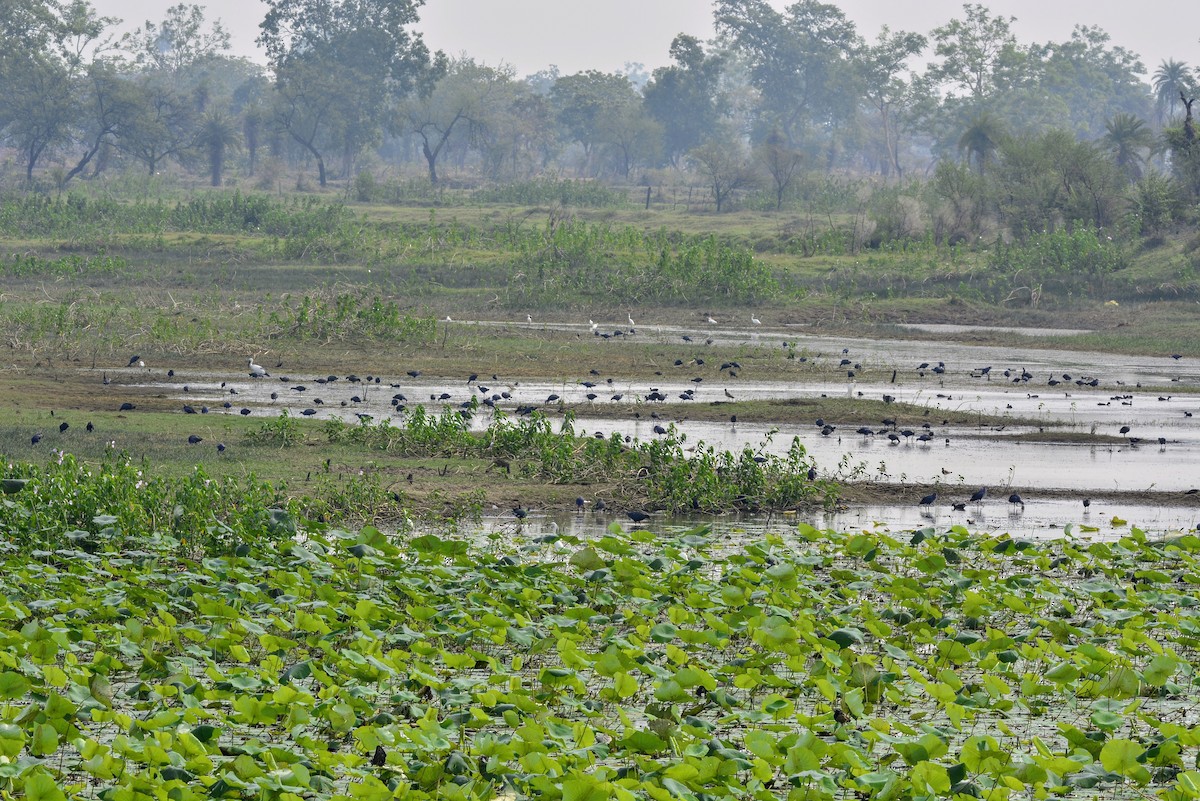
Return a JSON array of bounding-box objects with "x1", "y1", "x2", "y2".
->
[
  {"x1": 5, "y1": 52, "x2": 74, "y2": 183},
  {"x1": 755, "y1": 129, "x2": 803, "y2": 210},
  {"x1": 116, "y1": 75, "x2": 198, "y2": 175},
  {"x1": 257, "y1": 0, "x2": 436, "y2": 186},
  {"x1": 1031, "y1": 25, "x2": 1149, "y2": 139},
  {"x1": 195, "y1": 110, "x2": 240, "y2": 185},
  {"x1": 550, "y1": 70, "x2": 640, "y2": 174},
  {"x1": 714, "y1": 0, "x2": 861, "y2": 147},
  {"x1": 1163, "y1": 106, "x2": 1200, "y2": 200},
  {"x1": 1102, "y1": 113, "x2": 1154, "y2": 182},
  {"x1": 599, "y1": 104, "x2": 662, "y2": 179},
  {"x1": 398, "y1": 57, "x2": 512, "y2": 185},
  {"x1": 958, "y1": 112, "x2": 1005, "y2": 174},
  {"x1": 231, "y1": 73, "x2": 271, "y2": 177},
  {"x1": 478, "y1": 88, "x2": 557, "y2": 179},
  {"x1": 688, "y1": 136, "x2": 759, "y2": 212},
  {"x1": 0, "y1": 0, "x2": 116, "y2": 183},
  {"x1": 856, "y1": 25, "x2": 926, "y2": 178},
  {"x1": 926, "y1": 3, "x2": 1023, "y2": 102},
  {"x1": 642, "y1": 34, "x2": 727, "y2": 166},
  {"x1": 122, "y1": 3, "x2": 230, "y2": 76},
  {"x1": 62, "y1": 60, "x2": 140, "y2": 185},
  {"x1": 929, "y1": 160, "x2": 988, "y2": 240},
  {"x1": 1153, "y1": 60, "x2": 1195, "y2": 123},
  {"x1": 993, "y1": 130, "x2": 1122, "y2": 235}
]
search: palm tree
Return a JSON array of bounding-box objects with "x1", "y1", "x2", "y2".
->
[
  {"x1": 958, "y1": 112, "x2": 1005, "y2": 175},
  {"x1": 195, "y1": 111, "x2": 241, "y2": 187},
  {"x1": 1103, "y1": 113, "x2": 1155, "y2": 182},
  {"x1": 1153, "y1": 60, "x2": 1194, "y2": 123}
]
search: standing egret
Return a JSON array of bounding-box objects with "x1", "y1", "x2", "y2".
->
[
  {"x1": 589, "y1": 319, "x2": 598, "y2": 332},
  {"x1": 751, "y1": 314, "x2": 762, "y2": 325},
  {"x1": 526, "y1": 314, "x2": 533, "y2": 324},
  {"x1": 628, "y1": 314, "x2": 636, "y2": 328},
  {"x1": 248, "y1": 359, "x2": 269, "y2": 378}
]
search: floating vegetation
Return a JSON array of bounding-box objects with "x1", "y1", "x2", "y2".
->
[{"x1": 0, "y1": 492, "x2": 1199, "y2": 800}]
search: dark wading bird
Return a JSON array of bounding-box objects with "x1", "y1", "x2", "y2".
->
[
  {"x1": 626, "y1": 509, "x2": 651, "y2": 523},
  {"x1": 970, "y1": 487, "x2": 988, "y2": 503},
  {"x1": 918, "y1": 492, "x2": 937, "y2": 506},
  {"x1": 1008, "y1": 493, "x2": 1025, "y2": 509}
]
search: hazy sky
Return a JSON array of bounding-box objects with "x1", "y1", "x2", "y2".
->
[{"x1": 94, "y1": 0, "x2": 1199, "y2": 79}]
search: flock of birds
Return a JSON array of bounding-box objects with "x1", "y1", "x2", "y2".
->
[
  {"x1": 24, "y1": 328, "x2": 1195, "y2": 524},
  {"x1": 917, "y1": 486, "x2": 1027, "y2": 513}
]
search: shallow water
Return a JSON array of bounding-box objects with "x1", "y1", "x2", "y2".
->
[
  {"x1": 893, "y1": 322, "x2": 1093, "y2": 337},
  {"x1": 477, "y1": 499, "x2": 1200, "y2": 543},
  {"x1": 125, "y1": 322, "x2": 1200, "y2": 533}
]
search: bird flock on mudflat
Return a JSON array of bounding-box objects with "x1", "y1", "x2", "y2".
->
[{"x1": 25, "y1": 328, "x2": 1192, "y2": 526}]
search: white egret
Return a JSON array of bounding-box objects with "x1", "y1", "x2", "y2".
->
[
  {"x1": 627, "y1": 314, "x2": 636, "y2": 328},
  {"x1": 751, "y1": 314, "x2": 762, "y2": 326},
  {"x1": 248, "y1": 359, "x2": 269, "y2": 378},
  {"x1": 707, "y1": 316, "x2": 718, "y2": 324}
]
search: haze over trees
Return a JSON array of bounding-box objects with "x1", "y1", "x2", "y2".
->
[{"x1": 1, "y1": 0, "x2": 1199, "y2": 243}]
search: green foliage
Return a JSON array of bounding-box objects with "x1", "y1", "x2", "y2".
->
[
  {"x1": 507, "y1": 216, "x2": 778, "y2": 305},
  {"x1": 262, "y1": 293, "x2": 437, "y2": 343},
  {"x1": 472, "y1": 178, "x2": 627, "y2": 207},
  {"x1": 323, "y1": 409, "x2": 828, "y2": 513},
  {"x1": 0, "y1": 451, "x2": 291, "y2": 552},
  {"x1": 988, "y1": 227, "x2": 1128, "y2": 278},
  {"x1": 245, "y1": 409, "x2": 302, "y2": 447},
  {"x1": 0, "y1": 252, "x2": 127, "y2": 277},
  {"x1": 1127, "y1": 174, "x2": 1187, "y2": 236},
  {"x1": 1163, "y1": 126, "x2": 1200, "y2": 201},
  {"x1": 0, "y1": 501, "x2": 1196, "y2": 800},
  {"x1": 0, "y1": 191, "x2": 355, "y2": 240}
]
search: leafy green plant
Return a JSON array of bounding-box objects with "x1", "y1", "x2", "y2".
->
[{"x1": 245, "y1": 409, "x2": 302, "y2": 447}]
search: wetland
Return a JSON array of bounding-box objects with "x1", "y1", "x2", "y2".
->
[{"x1": 4, "y1": 186, "x2": 1200, "y2": 801}]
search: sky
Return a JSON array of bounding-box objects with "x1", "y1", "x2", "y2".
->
[{"x1": 92, "y1": 0, "x2": 1200, "y2": 79}]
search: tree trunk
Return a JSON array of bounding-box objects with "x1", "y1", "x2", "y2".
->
[
  {"x1": 63, "y1": 140, "x2": 104, "y2": 186},
  {"x1": 423, "y1": 139, "x2": 438, "y2": 184},
  {"x1": 211, "y1": 144, "x2": 223, "y2": 186},
  {"x1": 289, "y1": 132, "x2": 327, "y2": 187}
]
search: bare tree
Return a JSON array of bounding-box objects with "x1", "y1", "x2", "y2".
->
[{"x1": 688, "y1": 137, "x2": 760, "y2": 212}]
